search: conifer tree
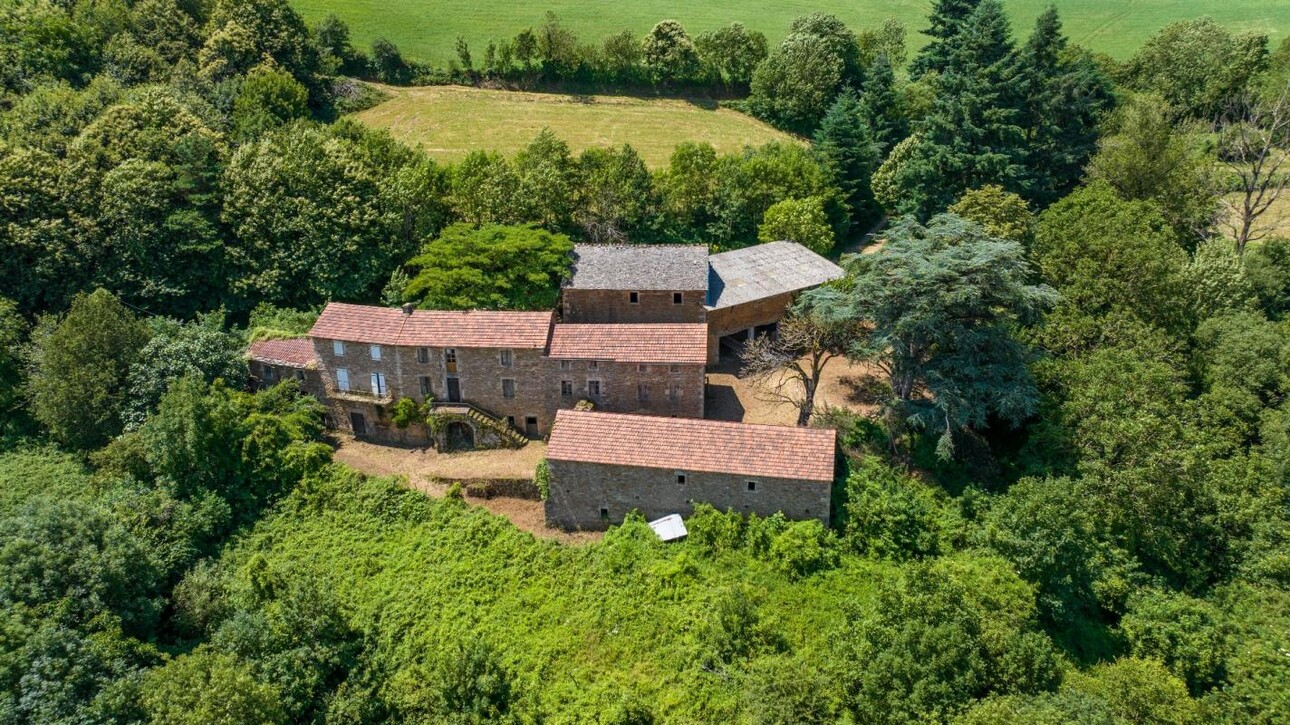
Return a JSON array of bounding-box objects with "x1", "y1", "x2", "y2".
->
[
  {"x1": 1012, "y1": 7, "x2": 1115, "y2": 204},
  {"x1": 910, "y1": 0, "x2": 983, "y2": 78},
  {"x1": 858, "y1": 53, "x2": 908, "y2": 153},
  {"x1": 891, "y1": 0, "x2": 1027, "y2": 218},
  {"x1": 814, "y1": 90, "x2": 882, "y2": 226}
]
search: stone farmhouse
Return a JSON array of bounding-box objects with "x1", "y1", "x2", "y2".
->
[
  {"x1": 247, "y1": 240, "x2": 843, "y2": 460},
  {"x1": 545, "y1": 409, "x2": 837, "y2": 530}
]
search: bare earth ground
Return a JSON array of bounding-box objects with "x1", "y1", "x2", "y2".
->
[{"x1": 333, "y1": 357, "x2": 883, "y2": 544}]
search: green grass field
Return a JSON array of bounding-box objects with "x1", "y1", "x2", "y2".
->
[
  {"x1": 351, "y1": 83, "x2": 800, "y2": 167},
  {"x1": 291, "y1": 0, "x2": 1290, "y2": 65}
]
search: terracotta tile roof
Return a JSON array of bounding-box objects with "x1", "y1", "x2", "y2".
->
[
  {"x1": 547, "y1": 410, "x2": 837, "y2": 482},
  {"x1": 308, "y1": 302, "x2": 554, "y2": 349},
  {"x1": 548, "y1": 324, "x2": 708, "y2": 364},
  {"x1": 247, "y1": 338, "x2": 317, "y2": 368}
]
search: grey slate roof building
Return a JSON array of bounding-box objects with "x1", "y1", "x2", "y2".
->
[
  {"x1": 566, "y1": 244, "x2": 710, "y2": 291},
  {"x1": 706, "y1": 241, "x2": 845, "y2": 309}
]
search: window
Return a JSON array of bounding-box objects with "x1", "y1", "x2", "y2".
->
[
  {"x1": 668, "y1": 383, "x2": 682, "y2": 402},
  {"x1": 332, "y1": 340, "x2": 345, "y2": 356},
  {"x1": 599, "y1": 507, "x2": 610, "y2": 521},
  {"x1": 419, "y1": 376, "x2": 432, "y2": 396},
  {"x1": 370, "y1": 344, "x2": 382, "y2": 360},
  {"x1": 637, "y1": 363, "x2": 649, "y2": 373},
  {"x1": 295, "y1": 370, "x2": 305, "y2": 382},
  {"x1": 746, "y1": 481, "x2": 757, "y2": 492},
  {"x1": 637, "y1": 383, "x2": 650, "y2": 402},
  {"x1": 336, "y1": 368, "x2": 350, "y2": 391},
  {"x1": 444, "y1": 348, "x2": 458, "y2": 372},
  {"x1": 370, "y1": 372, "x2": 387, "y2": 396},
  {"x1": 416, "y1": 347, "x2": 429, "y2": 364},
  {"x1": 505, "y1": 416, "x2": 516, "y2": 428},
  {"x1": 629, "y1": 291, "x2": 639, "y2": 304},
  {"x1": 587, "y1": 380, "x2": 601, "y2": 396},
  {"x1": 263, "y1": 366, "x2": 277, "y2": 382},
  {"x1": 502, "y1": 379, "x2": 516, "y2": 399},
  {"x1": 673, "y1": 292, "x2": 683, "y2": 305},
  {"x1": 669, "y1": 364, "x2": 681, "y2": 373},
  {"x1": 560, "y1": 380, "x2": 573, "y2": 397},
  {"x1": 499, "y1": 349, "x2": 513, "y2": 367},
  {"x1": 560, "y1": 360, "x2": 572, "y2": 370},
  {"x1": 587, "y1": 360, "x2": 599, "y2": 370},
  {"x1": 676, "y1": 472, "x2": 687, "y2": 485}
]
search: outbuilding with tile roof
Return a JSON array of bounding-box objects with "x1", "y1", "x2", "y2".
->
[{"x1": 544, "y1": 409, "x2": 836, "y2": 530}]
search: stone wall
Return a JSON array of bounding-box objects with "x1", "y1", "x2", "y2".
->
[
  {"x1": 544, "y1": 459, "x2": 831, "y2": 531},
  {"x1": 705, "y1": 291, "x2": 796, "y2": 363},
  {"x1": 248, "y1": 361, "x2": 325, "y2": 399},
  {"x1": 561, "y1": 288, "x2": 707, "y2": 323},
  {"x1": 550, "y1": 360, "x2": 705, "y2": 419}
]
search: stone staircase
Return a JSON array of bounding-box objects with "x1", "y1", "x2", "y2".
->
[{"x1": 431, "y1": 402, "x2": 529, "y2": 448}]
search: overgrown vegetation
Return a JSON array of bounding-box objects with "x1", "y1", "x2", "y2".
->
[{"x1": 2, "y1": 0, "x2": 1289, "y2": 722}]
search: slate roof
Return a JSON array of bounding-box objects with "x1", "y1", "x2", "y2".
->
[
  {"x1": 547, "y1": 324, "x2": 708, "y2": 364},
  {"x1": 707, "y1": 241, "x2": 845, "y2": 309},
  {"x1": 566, "y1": 244, "x2": 709, "y2": 291},
  {"x1": 308, "y1": 302, "x2": 554, "y2": 349},
  {"x1": 548, "y1": 410, "x2": 837, "y2": 482},
  {"x1": 247, "y1": 338, "x2": 317, "y2": 368}
]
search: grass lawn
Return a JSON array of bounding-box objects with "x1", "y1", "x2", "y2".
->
[
  {"x1": 350, "y1": 83, "x2": 800, "y2": 167},
  {"x1": 291, "y1": 0, "x2": 1290, "y2": 65},
  {"x1": 1222, "y1": 191, "x2": 1290, "y2": 241}
]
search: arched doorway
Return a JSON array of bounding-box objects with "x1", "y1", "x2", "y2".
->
[{"x1": 445, "y1": 421, "x2": 475, "y2": 451}]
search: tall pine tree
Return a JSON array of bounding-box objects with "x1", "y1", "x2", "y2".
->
[
  {"x1": 891, "y1": 0, "x2": 1028, "y2": 218},
  {"x1": 815, "y1": 89, "x2": 882, "y2": 227},
  {"x1": 910, "y1": 0, "x2": 983, "y2": 78},
  {"x1": 1012, "y1": 8, "x2": 1116, "y2": 204},
  {"x1": 858, "y1": 52, "x2": 908, "y2": 153}
]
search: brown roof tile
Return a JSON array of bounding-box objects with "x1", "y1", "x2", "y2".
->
[
  {"x1": 548, "y1": 324, "x2": 708, "y2": 364},
  {"x1": 247, "y1": 338, "x2": 317, "y2": 368},
  {"x1": 547, "y1": 410, "x2": 837, "y2": 482},
  {"x1": 308, "y1": 302, "x2": 554, "y2": 349}
]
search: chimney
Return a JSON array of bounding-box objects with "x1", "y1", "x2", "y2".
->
[{"x1": 401, "y1": 303, "x2": 414, "y2": 315}]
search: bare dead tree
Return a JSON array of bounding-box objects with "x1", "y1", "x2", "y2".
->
[
  {"x1": 739, "y1": 310, "x2": 859, "y2": 427},
  {"x1": 1217, "y1": 82, "x2": 1290, "y2": 256}
]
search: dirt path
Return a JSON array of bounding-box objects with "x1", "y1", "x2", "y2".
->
[
  {"x1": 704, "y1": 354, "x2": 884, "y2": 425},
  {"x1": 332, "y1": 437, "x2": 603, "y2": 545}
]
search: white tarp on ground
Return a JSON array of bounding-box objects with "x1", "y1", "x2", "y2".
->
[{"x1": 647, "y1": 514, "x2": 688, "y2": 542}]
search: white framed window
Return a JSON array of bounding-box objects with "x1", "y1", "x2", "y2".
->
[
  {"x1": 444, "y1": 348, "x2": 458, "y2": 372},
  {"x1": 560, "y1": 380, "x2": 573, "y2": 397},
  {"x1": 587, "y1": 380, "x2": 601, "y2": 396},
  {"x1": 332, "y1": 340, "x2": 345, "y2": 356},
  {"x1": 370, "y1": 372, "x2": 387, "y2": 396},
  {"x1": 673, "y1": 292, "x2": 683, "y2": 305},
  {"x1": 336, "y1": 368, "x2": 350, "y2": 391},
  {"x1": 419, "y1": 376, "x2": 432, "y2": 396},
  {"x1": 502, "y1": 379, "x2": 516, "y2": 399},
  {"x1": 499, "y1": 349, "x2": 513, "y2": 367},
  {"x1": 629, "y1": 291, "x2": 640, "y2": 304},
  {"x1": 637, "y1": 383, "x2": 650, "y2": 402},
  {"x1": 417, "y1": 347, "x2": 430, "y2": 363},
  {"x1": 370, "y1": 344, "x2": 382, "y2": 360},
  {"x1": 668, "y1": 383, "x2": 682, "y2": 402}
]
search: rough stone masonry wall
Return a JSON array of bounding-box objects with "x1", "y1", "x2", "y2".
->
[
  {"x1": 705, "y1": 291, "x2": 796, "y2": 363},
  {"x1": 544, "y1": 459, "x2": 831, "y2": 531},
  {"x1": 549, "y1": 360, "x2": 705, "y2": 419},
  {"x1": 561, "y1": 288, "x2": 707, "y2": 323}
]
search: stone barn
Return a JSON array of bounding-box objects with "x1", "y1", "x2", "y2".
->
[
  {"x1": 247, "y1": 338, "x2": 324, "y2": 397},
  {"x1": 705, "y1": 241, "x2": 845, "y2": 363},
  {"x1": 544, "y1": 409, "x2": 837, "y2": 530},
  {"x1": 561, "y1": 243, "x2": 710, "y2": 324}
]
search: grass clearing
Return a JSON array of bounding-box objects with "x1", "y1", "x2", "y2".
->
[
  {"x1": 1222, "y1": 191, "x2": 1290, "y2": 241},
  {"x1": 291, "y1": 0, "x2": 1290, "y2": 65},
  {"x1": 350, "y1": 83, "x2": 800, "y2": 167}
]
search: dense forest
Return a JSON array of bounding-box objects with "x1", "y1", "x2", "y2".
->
[{"x1": 1, "y1": 0, "x2": 1290, "y2": 722}]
